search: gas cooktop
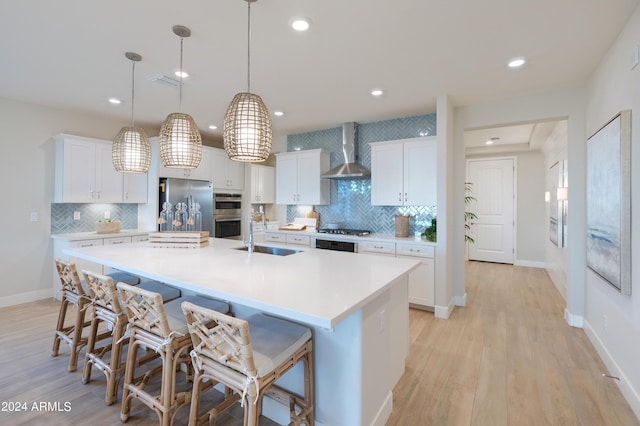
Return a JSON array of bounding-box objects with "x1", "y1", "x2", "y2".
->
[{"x1": 317, "y1": 228, "x2": 371, "y2": 236}]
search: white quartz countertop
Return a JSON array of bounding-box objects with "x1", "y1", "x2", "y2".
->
[
  {"x1": 267, "y1": 229, "x2": 436, "y2": 246},
  {"x1": 64, "y1": 238, "x2": 420, "y2": 329},
  {"x1": 51, "y1": 229, "x2": 153, "y2": 241}
]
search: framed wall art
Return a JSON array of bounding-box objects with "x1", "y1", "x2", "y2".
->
[{"x1": 586, "y1": 110, "x2": 631, "y2": 295}]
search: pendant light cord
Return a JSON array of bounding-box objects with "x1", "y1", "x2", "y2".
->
[
  {"x1": 130, "y1": 60, "x2": 136, "y2": 127},
  {"x1": 179, "y1": 36, "x2": 184, "y2": 112},
  {"x1": 247, "y1": 1, "x2": 251, "y2": 93}
]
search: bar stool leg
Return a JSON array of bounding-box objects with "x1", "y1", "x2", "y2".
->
[
  {"x1": 81, "y1": 314, "x2": 100, "y2": 385},
  {"x1": 51, "y1": 298, "x2": 69, "y2": 357}
]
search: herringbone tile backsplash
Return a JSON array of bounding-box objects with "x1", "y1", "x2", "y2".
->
[
  {"x1": 51, "y1": 203, "x2": 138, "y2": 234},
  {"x1": 287, "y1": 113, "x2": 437, "y2": 236}
]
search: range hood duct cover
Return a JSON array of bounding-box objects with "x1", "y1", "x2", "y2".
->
[{"x1": 321, "y1": 122, "x2": 370, "y2": 179}]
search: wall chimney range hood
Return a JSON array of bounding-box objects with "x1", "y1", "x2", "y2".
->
[{"x1": 321, "y1": 122, "x2": 370, "y2": 179}]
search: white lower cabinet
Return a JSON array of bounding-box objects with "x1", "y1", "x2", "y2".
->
[
  {"x1": 359, "y1": 241, "x2": 396, "y2": 256},
  {"x1": 52, "y1": 233, "x2": 146, "y2": 300},
  {"x1": 397, "y1": 243, "x2": 435, "y2": 309},
  {"x1": 286, "y1": 234, "x2": 310, "y2": 246},
  {"x1": 264, "y1": 232, "x2": 312, "y2": 247}
]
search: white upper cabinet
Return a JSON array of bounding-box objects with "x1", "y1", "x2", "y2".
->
[
  {"x1": 54, "y1": 134, "x2": 123, "y2": 203},
  {"x1": 157, "y1": 145, "x2": 211, "y2": 181},
  {"x1": 370, "y1": 137, "x2": 436, "y2": 206},
  {"x1": 248, "y1": 164, "x2": 275, "y2": 204},
  {"x1": 275, "y1": 149, "x2": 330, "y2": 205},
  {"x1": 123, "y1": 172, "x2": 148, "y2": 203},
  {"x1": 211, "y1": 148, "x2": 245, "y2": 191}
]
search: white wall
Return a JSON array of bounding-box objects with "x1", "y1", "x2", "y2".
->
[
  {"x1": 542, "y1": 121, "x2": 569, "y2": 299},
  {"x1": 0, "y1": 98, "x2": 127, "y2": 306},
  {"x1": 582, "y1": 5, "x2": 640, "y2": 417}
]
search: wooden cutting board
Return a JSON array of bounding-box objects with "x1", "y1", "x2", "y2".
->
[{"x1": 305, "y1": 207, "x2": 319, "y2": 223}]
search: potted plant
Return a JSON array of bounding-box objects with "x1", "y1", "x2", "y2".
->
[
  {"x1": 421, "y1": 217, "x2": 436, "y2": 242},
  {"x1": 465, "y1": 182, "x2": 477, "y2": 244}
]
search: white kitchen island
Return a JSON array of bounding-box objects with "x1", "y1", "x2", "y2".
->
[{"x1": 65, "y1": 237, "x2": 420, "y2": 426}]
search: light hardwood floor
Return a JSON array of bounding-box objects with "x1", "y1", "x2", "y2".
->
[
  {"x1": 0, "y1": 261, "x2": 637, "y2": 425},
  {"x1": 387, "y1": 261, "x2": 638, "y2": 426}
]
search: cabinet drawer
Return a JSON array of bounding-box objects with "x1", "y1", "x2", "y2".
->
[
  {"x1": 286, "y1": 234, "x2": 310, "y2": 246},
  {"x1": 360, "y1": 241, "x2": 396, "y2": 255},
  {"x1": 265, "y1": 232, "x2": 286, "y2": 243},
  {"x1": 132, "y1": 234, "x2": 150, "y2": 243},
  {"x1": 396, "y1": 244, "x2": 434, "y2": 258},
  {"x1": 103, "y1": 236, "x2": 132, "y2": 245},
  {"x1": 70, "y1": 239, "x2": 103, "y2": 248}
]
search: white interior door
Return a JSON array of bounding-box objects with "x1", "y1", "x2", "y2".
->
[{"x1": 467, "y1": 158, "x2": 515, "y2": 264}]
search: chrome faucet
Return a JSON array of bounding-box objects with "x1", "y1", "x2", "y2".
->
[{"x1": 245, "y1": 215, "x2": 254, "y2": 254}]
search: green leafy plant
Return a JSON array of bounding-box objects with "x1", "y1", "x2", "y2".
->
[
  {"x1": 421, "y1": 217, "x2": 436, "y2": 242},
  {"x1": 465, "y1": 182, "x2": 477, "y2": 244}
]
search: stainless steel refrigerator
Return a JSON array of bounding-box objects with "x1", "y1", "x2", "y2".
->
[{"x1": 158, "y1": 178, "x2": 213, "y2": 235}]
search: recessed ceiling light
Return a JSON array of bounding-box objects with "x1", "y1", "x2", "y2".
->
[
  {"x1": 486, "y1": 137, "x2": 500, "y2": 145},
  {"x1": 371, "y1": 89, "x2": 384, "y2": 97},
  {"x1": 208, "y1": 125, "x2": 218, "y2": 130},
  {"x1": 174, "y1": 70, "x2": 188, "y2": 78},
  {"x1": 508, "y1": 57, "x2": 526, "y2": 68},
  {"x1": 274, "y1": 111, "x2": 284, "y2": 117},
  {"x1": 289, "y1": 17, "x2": 311, "y2": 31},
  {"x1": 108, "y1": 98, "x2": 122, "y2": 105}
]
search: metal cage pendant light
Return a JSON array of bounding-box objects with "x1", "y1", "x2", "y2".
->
[
  {"x1": 223, "y1": 0, "x2": 272, "y2": 163},
  {"x1": 112, "y1": 52, "x2": 151, "y2": 173},
  {"x1": 159, "y1": 25, "x2": 202, "y2": 169}
]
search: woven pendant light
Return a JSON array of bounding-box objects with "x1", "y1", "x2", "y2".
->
[
  {"x1": 223, "y1": 0, "x2": 272, "y2": 163},
  {"x1": 112, "y1": 52, "x2": 151, "y2": 173},
  {"x1": 159, "y1": 25, "x2": 202, "y2": 169}
]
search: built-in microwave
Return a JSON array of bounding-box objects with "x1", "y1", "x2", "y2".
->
[{"x1": 213, "y1": 193, "x2": 242, "y2": 239}]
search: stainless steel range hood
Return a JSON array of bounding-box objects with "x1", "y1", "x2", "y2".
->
[{"x1": 321, "y1": 122, "x2": 370, "y2": 179}]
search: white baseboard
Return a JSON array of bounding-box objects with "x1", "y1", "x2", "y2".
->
[
  {"x1": 564, "y1": 308, "x2": 584, "y2": 328},
  {"x1": 514, "y1": 259, "x2": 546, "y2": 268},
  {"x1": 454, "y1": 292, "x2": 467, "y2": 307},
  {"x1": 0, "y1": 288, "x2": 53, "y2": 308},
  {"x1": 435, "y1": 297, "x2": 456, "y2": 319},
  {"x1": 370, "y1": 391, "x2": 393, "y2": 426},
  {"x1": 583, "y1": 319, "x2": 640, "y2": 421}
]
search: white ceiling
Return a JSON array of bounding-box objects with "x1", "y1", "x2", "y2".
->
[{"x1": 1, "y1": 0, "x2": 637, "y2": 143}]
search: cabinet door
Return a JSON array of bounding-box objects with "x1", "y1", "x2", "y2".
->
[
  {"x1": 259, "y1": 166, "x2": 275, "y2": 204},
  {"x1": 402, "y1": 257, "x2": 435, "y2": 308},
  {"x1": 188, "y1": 147, "x2": 211, "y2": 181},
  {"x1": 95, "y1": 143, "x2": 124, "y2": 203},
  {"x1": 276, "y1": 154, "x2": 299, "y2": 204},
  {"x1": 371, "y1": 143, "x2": 404, "y2": 205},
  {"x1": 226, "y1": 159, "x2": 245, "y2": 190},
  {"x1": 404, "y1": 139, "x2": 436, "y2": 206},
  {"x1": 123, "y1": 173, "x2": 148, "y2": 203},
  {"x1": 60, "y1": 137, "x2": 96, "y2": 202},
  {"x1": 297, "y1": 150, "x2": 329, "y2": 205}
]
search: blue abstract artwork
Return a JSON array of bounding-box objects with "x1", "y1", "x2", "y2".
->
[{"x1": 586, "y1": 111, "x2": 631, "y2": 294}]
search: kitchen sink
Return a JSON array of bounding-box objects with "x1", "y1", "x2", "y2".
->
[{"x1": 235, "y1": 245, "x2": 301, "y2": 256}]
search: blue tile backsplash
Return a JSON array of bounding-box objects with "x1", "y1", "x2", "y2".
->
[
  {"x1": 287, "y1": 113, "x2": 437, "y2": 236},
  {"x1": 51, "y1": 203, "x2": 138, "y2": 234}
]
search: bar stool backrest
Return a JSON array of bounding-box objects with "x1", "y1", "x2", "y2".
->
[
  {"x1": 82, "y1": 271, "x2": 123, "y2": 315},
  {"x1": 116, "y1": 282, "x2": 172, "y2": 338},
  {"x1": 182, "y1": 301, "x2": 258, "y2": 378},
  {"x1": 54, "y1": 258, "x2": 85, "y2": 297}
]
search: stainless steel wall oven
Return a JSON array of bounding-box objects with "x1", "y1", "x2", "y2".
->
[{"x1": 213, "y1": 193, "x2": 242, "y2": 239}]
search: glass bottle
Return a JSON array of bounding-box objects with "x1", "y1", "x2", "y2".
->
[
  {"x1": 173, "y1": 202, "x2": 187, "y2": 231},
  {"x1": 158, "y1": 202, "x2": 173, "y2": 232},
  {"x1": 188, "y1": 202, "x2": 202, "y2": 232}
]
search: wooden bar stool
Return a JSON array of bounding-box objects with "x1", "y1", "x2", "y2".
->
[
  {"x1": 52, "y1": 259, "x2": 139, "y2": 372},
  {"x1": 117, "y1": 283, "x2": 230, "y2": 426},
  {"x1": 81, "y1": 271, "x2": 162, "y2": 405},
  {"x1": 181, "y1": 301, "x2": 314, "y2": 426}
]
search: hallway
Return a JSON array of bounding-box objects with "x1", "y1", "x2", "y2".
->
[{"x1": 387, "y1": 261, "x2": 639, "y2": 425}]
